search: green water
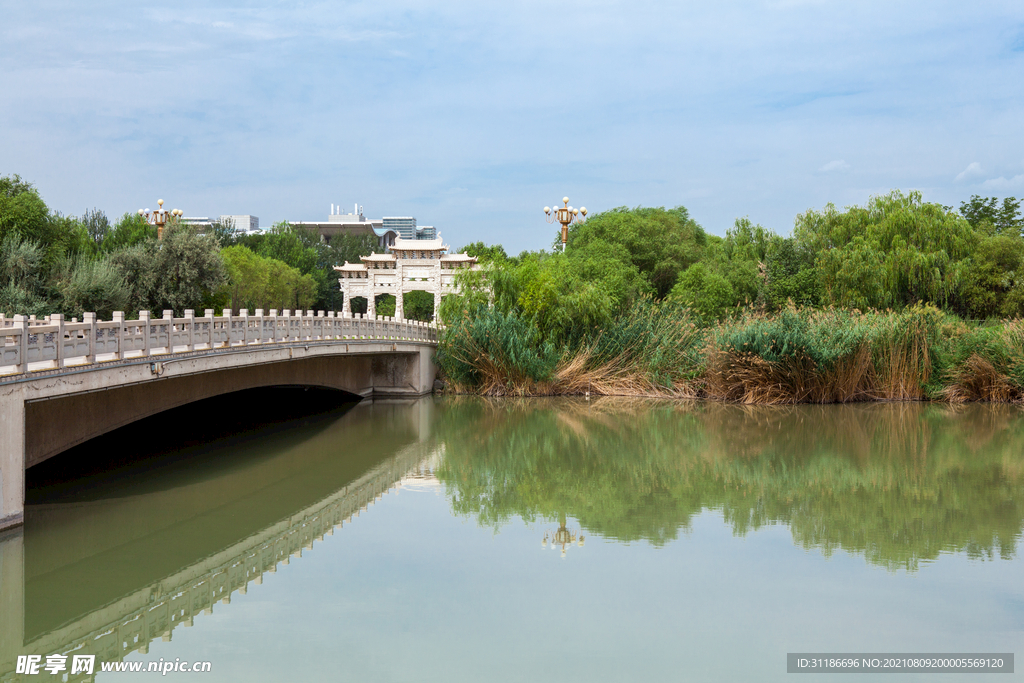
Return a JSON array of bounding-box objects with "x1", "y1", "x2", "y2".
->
[{"x1": 2, "y1": 397, "x2": 1023, "y2": 681}]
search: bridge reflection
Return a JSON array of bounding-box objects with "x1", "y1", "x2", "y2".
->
[{"x1": 1, "y1": 398, "x2": 438, "y2": 682}]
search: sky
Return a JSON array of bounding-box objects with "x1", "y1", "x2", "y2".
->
[{"x1": 1, "y1": 0, "x2": 1023, "y2": 254}]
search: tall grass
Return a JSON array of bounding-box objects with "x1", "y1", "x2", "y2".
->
[
  {"x1": 706, "y1": 306, "x2": 944, "y2": 403},
  {"x1": 435, "y1": 308, "x2": 559, "y2": 396},
  {"x1": 436, "y1": 303, "x2": 1024, "y2": 403},
  {"x1": 941, "y1": 321, "x2": 1024, "y2": 402}
]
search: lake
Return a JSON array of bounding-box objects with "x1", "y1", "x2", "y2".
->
[{"x1": 2, "y1": 394, "x2": 1022, "y2": 681}]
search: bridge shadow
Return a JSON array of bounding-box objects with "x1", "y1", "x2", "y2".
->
[
  {"x1": 27, "y1": 386, "x2": 363, "y2": 502},
  {"x1": 2, "y1": 395, "x2": 438, "y2": 680}
]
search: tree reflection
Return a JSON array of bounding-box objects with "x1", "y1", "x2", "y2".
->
[{"x1": 434, "y1": 398, "x2": 1024, "y2": 571}]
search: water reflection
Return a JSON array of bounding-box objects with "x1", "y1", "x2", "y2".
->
[
  {"x1": 1, "y1": 399, "x2": 438, "y2": 682},
  {"x1": 433, "y1": 398, "x2": 1024, "y2": 570}
]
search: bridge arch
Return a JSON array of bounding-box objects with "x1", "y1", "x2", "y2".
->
[{"x1": 21, "y1": 350, "x2": 430, "y2": 470}]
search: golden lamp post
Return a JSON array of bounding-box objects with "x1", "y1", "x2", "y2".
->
[
  {"x1": 138, "y1": 199, "x2": 182, "y2": 240},
  {"x1": 542, "y1": 516, "x2": 585, "y2": 558},
  {"x1": 544, "y1": 197, "x2": 587, "y2": 252}
]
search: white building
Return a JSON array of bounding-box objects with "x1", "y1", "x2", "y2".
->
[
  {"x1": 220, "y1": 215, "x2": 260, "y2": 235},
  {"x1": 334, "y1": 237, "x2": 478, "y2": 320}
]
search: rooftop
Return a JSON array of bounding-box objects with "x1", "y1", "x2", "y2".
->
[{"x1": 391, "y1": 237, "x2": 446, "y2": 251}]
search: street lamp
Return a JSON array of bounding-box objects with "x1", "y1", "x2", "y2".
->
[
  {"x1": 138, "y1": 199, "x2": 182, "y2": 240},
  {"x1": 544, "y1": 197, "x2": 587, "y2": 252},
  {"x1": 542, "y1": 517, "x2": 585, "y2": 558}
]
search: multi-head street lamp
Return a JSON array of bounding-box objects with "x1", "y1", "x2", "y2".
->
[
  {"x1": 544, "y1": 197, "x2": 587, "y2": 252},
  {"x1": 138, "y1": 199, "x2": 182, "y2": 240}
]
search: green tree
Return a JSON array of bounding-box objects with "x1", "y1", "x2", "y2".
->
[
  {"x1": 0, "y1": 175, "x2": 91, "y2": 267},
  {"x1": 51, "y1": 254, "x2": 132, "y2": 319},
  {"x1": 762, "y1": 236, "x2": 820, "y2": 308},
  {"x1": 566, "y1": 206, "x2": 706, "y2": 298},
  {"x1": 220, "y1": 245, "x2": 316, "y2": 313},
  {"x1": 668, "y1": 262, "x2": 736, "y2": 321},
  {"x1": 81, "y1": 208, "x2": 111, "y2": 247},
  {"x1": 375, "y1": 294, "x2": 396, "y2": 317},
  {"x1": 460, "y1": 241, "x2": 508, "y2": 264},
  {"x1": 961, "y1": 234, "x2": 1024, "y2": 318},
  {"x1": 149, "y1": 223, "x2": 226, "y2": 315},
  {"x1": 0, "y1": 234, "x2": 49, "y2": 316},
  {"x1": 100, "y1": 212, "x2": 157, "y2": 253},
  {"x1": 107, "y1": 243, "x2": 159, "y2": 314},
  {"x1": 960, "y1": 195, "x2": 1023, "y2": 236},
  {"x1": 796, "y1": 190, "x2": 977, "y2": 310},
  {"x1": 403, "y1": 290, "x2": 435, "y2": 321}
]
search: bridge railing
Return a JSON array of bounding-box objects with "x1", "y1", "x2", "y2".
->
[{"x1": 0, "y1": 308, "x2": 438, "y2": 377}]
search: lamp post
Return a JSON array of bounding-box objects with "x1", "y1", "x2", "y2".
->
[
  {"x1": 138, "y1": 199, "x2": 182, "y2": 240},
  {"x1": 544, "y1": 197, "x2": 587, "y2": 252},
  {"x1": 542, "y1": 516, "x2": 585, "y2": 558}
]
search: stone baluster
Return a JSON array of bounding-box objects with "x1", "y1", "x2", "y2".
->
[
  {"x1": 112, "y1": 311, "x2": 126, "y2": 360},
  {"x1": 13, "y1": 314, "x2": 27, "y2": 374},
  {"x1": 202, "y1": 309, "x2": 214, "y2": 348},
  {"x1": 317, "y1": 310, "x2": 325, "y2": 340},
  {"x1": 163, "y1": 310, "x2": 173, "y2": 351},
  {"x1": 139, "y1": 311, "x2": 152, "y2": 356},
  {"x1": 221, "y1": 309, "x2": 233, "y2": 347},
  {"x1": 239, "y1": 309, "x2": 250, "y2": 345},
  {"x1": 268, "y1": 310, "x2": 278, "y2": 342},
  {"x1": 52, "y1": 313, "x2": 65, "y2": 368},
  {"x1": 255, "y1": 309, "x2": 264, "y2": 344},
  {"x1": 83, "y1": 312, "x2": 97, "y2": 363},
  {"x1": 184, "y1": 310, "x2": 195, "y2": 351}
]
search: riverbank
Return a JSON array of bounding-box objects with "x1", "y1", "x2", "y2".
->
[{"x1": 435, "y1": 305, "x2": 1024, "y2": 404}]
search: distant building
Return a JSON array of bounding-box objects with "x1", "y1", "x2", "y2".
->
[
  {"x1": 291, "y1": 204, "x2": 394, "y2": 248},
  {"x1": 182, "y1": 215, "x2": 262, "y2": 235},
  {"x1": 383, "y1": 217, "x2": 436, "y2": 240},
  {"x1": 220, "y1": 215, "x2": 260, "y2": 235},
  {"x1": 292, "y1": 204, "x2": 433, "y2": 248},
  {"x1": 182, "y1": 217, "x2": 213, "y2": 229}
]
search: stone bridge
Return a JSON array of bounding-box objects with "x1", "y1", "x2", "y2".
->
[
  {"x1": 0, "y1": 309, "x2": 440, "y2": 531},
  {"x1": 0, "y1": 398, "x2": 440, "y2": 682}
]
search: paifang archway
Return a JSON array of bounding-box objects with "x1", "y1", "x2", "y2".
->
[{"x1": 335, "y1": 237, "x2": 479, "y2": 321}]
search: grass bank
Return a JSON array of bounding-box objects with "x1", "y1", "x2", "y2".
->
[{"x1": 435, "y1": 304, "x2": 1024, "y2": 403}]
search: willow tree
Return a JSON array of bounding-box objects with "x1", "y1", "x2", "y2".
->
[{"x1": 795, "y1": 191, "x2": 977, "y2": 310}]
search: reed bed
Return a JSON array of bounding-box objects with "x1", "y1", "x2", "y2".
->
[{"x1": 436, "y1": 303, "x2": 1024, "y2": 404}]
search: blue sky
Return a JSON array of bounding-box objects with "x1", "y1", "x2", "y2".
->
[{"x1": 1, "y1": 0, "x2": 1023, "y2": 253}]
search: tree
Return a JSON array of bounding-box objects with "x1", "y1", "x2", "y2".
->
[
  {"x1": 960, "y1": 195, "x2": 1023, "y2": 236},
  {"x1": 82, "y1": 208, "x2": 111, "y2": 246},
  {"x1": 961, "y1": 234, "x2": 1024, "y2": 318},
  {"x1": 149, "y1": 222, "x2": 226, "y2": 315},
  {"x1": 565, "y1": 206, "x2": 706, "y2": 298},
  {"x1": 668, "y1": 262, "x2": 736, "y2": 321},
  {"x1": 51, "y1": 253, "x2": 132, "y2": 319},
  {"x1": 107, "y1": 243, "x2": 159, "y2": 314},
  {"x1": 101, "y1": 212, "x2": 157, "y2": 253},
  {"x1": 762, "y1": 237, "x2": 819, "y2": 308},
  {"x1": 795, "y1": 190, "x2": 977, "y2": 310},
  {"x1": 220, "y1": 245, "x2": 316, "y2": 313},
  {"x1": 0, "y1": 234, "x2": 49, "y2": 316},
  {"x1": 460, "y1": 241, "x2": 508, "y2": 264},
  {"x1": 403, "y1": 291, "x2": 435, "y2": 321},
  {"x1": 0, "y1": 175, "x2": 91, "y2": 267}
]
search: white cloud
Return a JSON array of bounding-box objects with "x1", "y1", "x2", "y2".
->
[
  {"x1": 954, "y1": 162, "x2": 982, "y2": 181},
  {"x1": 819, "y1": 160, "x2": 849, "y2": 172},
  {"x1": 981, "y1": 174, "x2": 1024, "y2": 190}
]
